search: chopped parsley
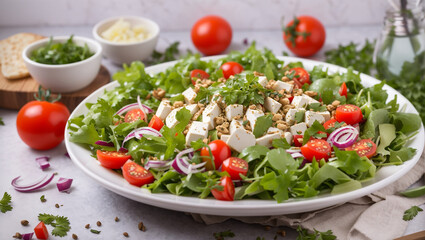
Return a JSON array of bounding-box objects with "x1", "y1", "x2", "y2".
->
[
  {"x1": 403, "y1": 206, "x2": 423, "y2": 221},
  {"x1": 38, "y1": 213, "x2": 71, "y2": 237},
  {"x1": 213, "y1": 230, "x2": 235, "y2": 240},
  {"x1": 0, "y1": 192, "x2": 12, "y2": 213},
  {"x1": 150, "y1": 41, "x2": 180, "y2": 64},
  {"x1": 296, "y1": 226, "x2": 336, "y2": 240},
  {"x1": 40, "y1": 195, "x2": 46, "y2": 202}
]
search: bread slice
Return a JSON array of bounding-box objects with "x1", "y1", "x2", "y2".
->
[{"x1": 0, "y1": 33, "x2": 45, "y2": 79}]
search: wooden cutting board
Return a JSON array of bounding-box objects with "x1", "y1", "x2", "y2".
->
[{"x1": 0, "y1": 65, "x2": 110, "y2": 111}]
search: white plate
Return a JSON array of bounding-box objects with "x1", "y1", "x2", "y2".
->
[{"x1": 65, "y1": 56, "x2": 424, "y2": 216}]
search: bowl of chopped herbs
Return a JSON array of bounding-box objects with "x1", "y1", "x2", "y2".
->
[{"x1": 22, "y1": 35, "x2": 102, "y2": 93}]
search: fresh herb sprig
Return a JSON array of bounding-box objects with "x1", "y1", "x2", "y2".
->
[
  {"x1": 213, "y1": 230, "x2": 235, "y2": 240},
  {"x1": 38, "y1": 213, "x2": 71, "y2": 237},
  {"x1": 0, "y1": 192, "x2": 12, "y2": 213},
  {"x1": 150, "y1": 41, "x2": 180, "y2": 64},
  {"x1": 296, "y1": 226, "x2": 337, "y2": 240},
  {"x1": 283, "y1": 17, "x2": 311, "y2": 47},
  {"x1": 403, "y1": 206, "x2": 423, "y2": 221}
]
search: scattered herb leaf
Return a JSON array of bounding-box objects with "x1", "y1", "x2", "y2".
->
[
  {"x1": 213, "y1": 230, "x2": 235, "y2": 240},
  {"x1": 40, "y1": 195, "x2": 46, "y2": 203},
  {"x1": 403, "y1": 206, "x2": 423, "y2": 221},
  {"x1": 150, "y1": 41, "x2": 180, "y2": 64},
  {"x1": 296, "y1": 226, "x2": 337, "y2": 240},
  {"x1": 0, "y1": 117, "x2": 4, "y2": 125},
  {"x1": 38, "y1": 213, "x2": 71, "y2": 237},
  {"x1": 90, "y1": 229, "x2": 101, "y2": 234},
  {"x1": 0, "y1": 192, "x2": 12, "y2": 213}
]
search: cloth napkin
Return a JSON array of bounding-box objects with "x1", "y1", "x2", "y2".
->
[{"x1": 191, "y1": 147, "x2": 425, "y2": 240}]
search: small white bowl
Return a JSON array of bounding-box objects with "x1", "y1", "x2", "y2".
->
[
  {"x1": 22, "y1": 36, "x2": 102, "y2": 93},
  {"x1": 92, "y1": 16, "x2": 160, "y2": 65}
]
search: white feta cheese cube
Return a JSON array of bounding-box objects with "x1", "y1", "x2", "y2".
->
[
  {"x1": 273, "y1": 81, "x2": 294, "y2": 93},
  {"x1": 185, "y1": 121, "x2": 209, "y2": 145},
  {"x1": 155, "y1": 99, "x2": 172, "y2": 120},
  {"x1": 246, "y1": 109, "x2": 264, "y2": 129},
  {"x1": 225, "y1": 104, "x2": 243, "y2": 121},
  {"x1": 291, "y1": 96, "x2": 310, "y2": 109},
  {"x1": 165, "y1": 107, "x2": 182, "y2": 128},
  {"x1": 267, "y1": 127, "x2": 283, "y2": 134},
  {"x1": 319, "y1": 111, "x2": 331, "y2": 122},
  {"x1": 229, "y1": 119, "x2": 244, "y2": 134},
  {"x1": 290, "y1": 122, "x2": 307, "y2": 136},
  {"x1": 256, "y1": 133, "x2": 281, "y2": 148},
  {"x1": 202, "y1": 102, "x2": 221, "y2": 130},
  {"x1": 182, "y1": 88, "x2": 197, "y2": 104},
  {"x1": 220, "y1": 134, "x2": 230, "y2": 142},
  {"x1": 302, "y1": 94, "x2": 319, "y2": 104},
  {"x1": 284, "y1": 132, "x2": 293, "y2": 144},
  {"x1": 258, "y1": 76, "x2": 268, "y2": 87},
  {"x1": 184, "y1": 104, "x2": 199, "y2": 115},
  {"x1": 305, "y1": 111, "x2": 325, "y2": 127},
  {"x1": 264, "y1": 97, "x2": 282, "y2": 114},
  {"x1": 226, "y1": 128, "x2": 256, "y2": 153}
]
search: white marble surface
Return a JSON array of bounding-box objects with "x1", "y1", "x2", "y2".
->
[
  {"x1": 0, "y1": 0, "x2": 390, "y2": 29},
  {"x1": 0, "y1": 26, "x2": 424, "y2": 239}
]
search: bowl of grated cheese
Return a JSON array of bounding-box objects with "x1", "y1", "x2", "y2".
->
[{"x1": 93, "y1": 16, "x2": 160, "y2": 64}]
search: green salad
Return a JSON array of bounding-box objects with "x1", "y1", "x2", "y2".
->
[{"x1": 68, "y1": 44, "x2": 421, "y2": 203}]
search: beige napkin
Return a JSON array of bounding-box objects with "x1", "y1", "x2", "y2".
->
[{"x1": 191, "y1": 148, "x2": 425, "y2": 240}]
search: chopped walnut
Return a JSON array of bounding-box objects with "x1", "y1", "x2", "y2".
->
[
  {"x1": 173, "y1": 101, "x2": 184, "y2": 108},
  {"x1": 244, "y1": 122, "x2": 252, "y2": 131},
  {"x1": 332, "y1": 100, "x2": 341, "y2": 107},
  {"x1": 215, "y1": 116, "x2": 226, "y2": 125},
  {"x1": 272, "y1": 113, "x2": 283, "y2": 122},
  {"x1": 192, "y1": 107, "x2": 205, "y2": 120},
  {"x1": 304, "y1": 91, "x2": 317, "y2": 97},
  {"x1": 253, "y1": 71, "x2": 264, "y2": 76},
  {"x1": 249, "y1": 104, "x2": 257, "y2": 110},
  {"x1": 281, "y1": 76, "x2": 290, "y2": 82},
  {"x1": 193, "y1": 86, "x2": 200, "y2": 93},
  {"x1": 145, "y1": 93, "x2": 152, "y2": 100},
  {"x1": 233, "y1": 114, "x2": 242, "y2": 120},
  {"x1": 152, "y1": 88, "x2": 166, "y2": 100},
  {"x1": 277, "y1": 123, "x2": 288, "y2": 130},
  {"x1": 217, "y1": 77, "x2": 227, "y2": 83},
  {"x1": 216, "y1": 124, "x2": 230, "y2": 134},
  {"x1": 203, "y1": 138, "x2": 208, "y2": 144},
  {"x1": 279, "y1": 97, "x2": 290, "y2": 106},
  {"x1": 293, "y1": 89, "x2": 303, "y2": 96}
]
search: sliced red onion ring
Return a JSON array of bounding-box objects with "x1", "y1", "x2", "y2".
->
[
  {"x1": 145, "y1": 160, "x2": 171, "y2": 170},
  {"x1": 171, "y1": 148, "x2": 206, "y2": 175},
  {"x1": 57, "y1": 177, "x2": 73, "y2": 193},
  {"x1": 122, "y1": 127, "x2": 162, "y2": 147},
  {"x1": 95, "y1": 140, "x2": 114, "y2": 147},
  {"x1": 115, "y1": 97, "x2": 154, "y2": 116},
  {"x1": 290, "y1": 152, "x2": 304, "y2": 159},
  {"x1": 22, "y1": 232, "x2": 34, "y2": 240},
  {"x1": 11, "y1": 174, "x2": 55, "y2": 192},
  {"x1": 327, "y1": 125, "x2": 359, "y2": 149},
  {"x1": 286, "y1": 148, "x2": 301, "y2": 154},
  {"x1": 35, "y1": 156, "x2": 50, "y2": 170}
]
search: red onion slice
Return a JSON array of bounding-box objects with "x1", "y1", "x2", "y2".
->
[
  {"x1": 290, "y1": 152, "x2": 304, "y2": 159},
  {"x1": 145, "y1": 160, "x2": 171, "y2": 170},
  {"x1": 122, "y1": 127, "x2": 162, "y2": 147},
  {"x1": 11, "y1": 174, "x2": 55, "y2": 192},
  {"x1": 171, "y1": 148, "x2": 206, "y2": 175},
  {"x1": 57, "y1": 177, "x2": 73, "y2": 193},
  {"x1": 95, "y1": 140, "x2": 115, "y2": 147},
  {"x1": 35, "y1": 156, "x2": 50, "y2": 170},
  {"x1": 327, "y1": 126, "x2": 359, "y2": 149},
  {"x1": 22, "y1": 232, "x2": 34, "y2": 240},
  {"x1": 115, "y1": 97, "x2": 154, "y2": 116}
]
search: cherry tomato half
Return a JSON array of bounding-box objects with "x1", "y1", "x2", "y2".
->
[
  {"x1": 16, "y1": 100, "x2": 70, "y2": 150},
  {"x1": 335, "y1": 104, "x2": 363, "y2": 125},
  {"x1": 283, "y1": 16, "x2": 326, "y2": 57},
  {"x1": 290, "y1": 67, "x2": 311, "y2": 88},
  {"x1": 148, "y1": 115, "x2": 164, "y2": 131},
  {"x1": 346, "y1": 139, "x2": 377, "y2": 158},
  {"x1": 122, "y1": 160, "x2": 154, "y2": 187},
  {"x1": 124, "y1": 109, "x2": 146, "y2": 123},
  {"x1": 339, "y1": 82, "x2": 348, "y2": 98},
  {"x1": 190, "y1": 69, "x2": 210, "y2": 85},
  {"x1": 191, "y1": 15, "x2": 232, "y2": 55},
  {"x1": 96, "y1": 150, "x2": 131, "y2": 169},
  {"x1": 301, "y1": 139, "x2": 331, "y2": 162},
  {"x1": 323, "y1": 118, "x2": 338, "y2": 130},
  {"x1": 222, "y1": 157, "x2": 248, "y2": 180},
  {"x1": 220, "y1": 61, "x2": 244, "y2": 79},
  {"x1": 200, "y1": 140, "x2": 232, "y2": 170},
  {"x1": 211, "y1": 176, "x2": 235, "y2": 201},
  {"x1": 293, "y1": 135, "x2": 304, "y2": 147},
  {"x1": 34, "y1": 221, "x2": 49, "y2": 240}
]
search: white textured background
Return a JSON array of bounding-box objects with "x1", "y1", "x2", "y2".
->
[{"x1": 0, "y1": 0, "x2": 388, "y2": 29}]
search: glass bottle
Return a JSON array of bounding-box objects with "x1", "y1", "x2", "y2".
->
[{"x1": 374, "y1": 2, "x2": 425, "y2": 82}]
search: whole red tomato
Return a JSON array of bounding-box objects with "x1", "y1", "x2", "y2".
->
[
  {"x1": 283, "y1": 16, "x2": 326, "y2": 57},
  {"x1": 191, "y1": 15, "x2": 232, "y2": 55},
  {"x1": 17, "y1": 100, "x2": 70, "y2": 150}
]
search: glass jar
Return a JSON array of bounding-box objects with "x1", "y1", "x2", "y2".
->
[{"x1": 374, "y1": 2, "x2": 425, "y2": 82}]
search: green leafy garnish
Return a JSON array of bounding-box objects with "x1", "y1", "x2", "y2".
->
[
  {"x1": 90, "y1": 229, "x2": 101, "y2": 234},
  {"x1": 403, "y1": 206, "x2": 423, "y2": 221},
  {"x1": 0, "y1": 117, "x2": 4, "y2": 126},
  {"x1": 40, "y1": 195, "x2": 46, "y2": 203},
  {"x1": 31, "y1": 35, "x2": 94, "y2": 64},
  {"x1": 0, "y1": 192, "x2": 12, "y2": 213},
  {"x1": 296, "y1": 226, "x2": 337, "y2": 240},
  {"x1": 150, "y1": 41, "x2": 180, "y2": 64},
  {"x1": 253, "y1": 114, "x2": 273, "y2": 138},
  {"x1": 213, "y1": 230, "x2": 235, "y2": 240},
  {"x1": 38, "y1": 213, "x2": 71, "y2": 237}
]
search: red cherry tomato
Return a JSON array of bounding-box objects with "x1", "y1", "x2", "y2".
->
[
  {"x1": 190, "y1": 69, "x2": 210, "y2": 85},
  {"x1": 124, "y1": 109, "x2": 145, "y2": 123},
  {"x1": 283, "y1": 16, "x2": 326, "y2": 57},
  {"x1": 122, "y1": 160, "x2": 154, "y2": 187},
  {"x1": 335, "y1": 104, "x2": 363, "y2": 125},
  {"x1": 323, "y1": 118, "x2": 338, "y2": 130},
  {"x1": 96, "y1": 150, "x2": 131, "y2": 169},
  {"x1": 220, "y1": 61, "x2": 244, "y2": 79},
  {"x1": 346, "y1": 139, "x2": 377, "y2": 158},
  {"x1": 148, "y1": 115, "x2": 164, "y2": 131},
  {"x1": 293, "y1": 135, "x2": 304, "y2": 147},
  {"x1": 339, "y1": 82, "x2": 348, "y2": 98},
  {"x1": 34, "y1": 221, "x2": 49, "y2": 240},
  {"x1": 200, "y1": 140, "x2": 232, "y2": 170},
  {"x1": 221, "y1": 157, "x2": 248, "y2": 180},
  {"x1": 211, "y1": 176, "x2": 235, "y2": 201},
  {"x1": 301, "y1": 139, "x2": 331, "y2": 162},
  {"x1": 289, "y1": 67, "x2": 311, "y2": 88},
  {"x1": 16, "y1": 100, "x2": 70, "y2": 150},
  {"x1": 191, "y1": 15, "x2": 232, "y2": 55}
]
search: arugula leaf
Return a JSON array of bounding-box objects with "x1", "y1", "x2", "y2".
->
[
  {"x1": 253, "y1": 114, "x2": 273, "y2": 138},
  {"x1": 376, "y1": 124, "x2": 396, "y2": 155},
  {"x1": 403, "y1": 206, "x2": 423, "y2": 221},
  {"x1": 266, "y1": 148, "x2": 297, "y2": 173},
  {"x1": 38, "y1": 213, "x2": 71, "y2": 237},
  {"x1": 260, "y1": 171, "x2": 290, "y2": 203},
  {"x1": 238, "y1": 145, "x2": 270, "y2": 162},
  {"x1": 330, "y1": 148, "x2": 376, "y2": 180},
  {"x1": 296, "y1": 226, "x2": 337, "y2": 240},
  {"x1": 0, "y1": 192, "x2": 12, "y2": 213},
  {"x1": 361, "y1": 109, "x2": 389, "y2": 140},
  {"x1": 392, "y1": 112, "x2": 422, "y2": 134},
  {"x1": 272, "y1": 138, "x2": 291, "y2": 149}
]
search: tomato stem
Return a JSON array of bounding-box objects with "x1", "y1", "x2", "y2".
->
[
  {"x1": 34, "y1": 86, "x2": 62, "y2": 103},
  {"x1": 282, "y1": 17, "x2": 311, "y2": 47}
]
